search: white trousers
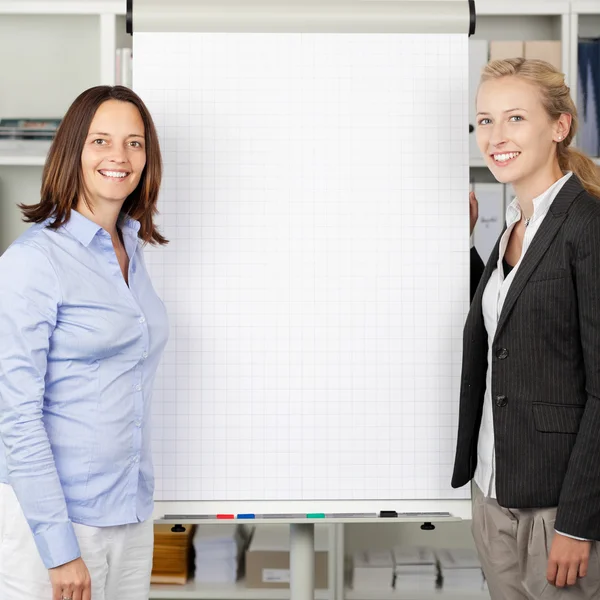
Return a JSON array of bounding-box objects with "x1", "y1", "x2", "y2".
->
[{"x1": 0, "y1": 484, "x2": 154, "y2": 600}]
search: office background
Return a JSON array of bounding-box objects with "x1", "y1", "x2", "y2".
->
[{"x1": 0, "y1": 1, "x2": 599, "y2": 599}]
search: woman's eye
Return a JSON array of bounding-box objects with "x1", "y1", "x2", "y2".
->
[
  {"x1": 478, "y1": 118, "x2": 491, "y2": 126},
  {"x1": 130, "y1": 141, "x2": 142, "y2": 148},
  {"x1": 509, "y1": 115, "x2": 523, "y2": 122},
  {"x1": 93, "y1": 139, "x2": 106, "y2": 145}
]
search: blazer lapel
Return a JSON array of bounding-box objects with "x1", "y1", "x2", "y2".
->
[{"x1": 494, "y1": 174, "x2": 585, "y2": 339}]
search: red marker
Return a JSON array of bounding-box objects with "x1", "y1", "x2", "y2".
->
[{"x1": 217, "y1": 514, "x2": 235, "y2": 519}]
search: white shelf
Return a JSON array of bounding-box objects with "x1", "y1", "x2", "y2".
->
[
  {"x1": 0, "y1": 0, "x2": 575, "y2": 17},
  {"x1": 0, "y1": 140, "x2": 51, "y2": 166},
  {"x1": 475, "y1": 1, "x2": 570, "y2": 15},
  {"x1": 469, "y1": 158, "x2": 487, "y2": 169},
  {"x1": 148, "y1": 581, "x2": 489, "y2": 600},
  {"x1": 0, "y1": 1, "x2": 125, "y2": 14},
  {"x1": 149, "y1": 580, "x2": 329, "y2": 600},
  {"x1": 572, "y1": 1, "x2": 600, "y2": 14},
  {"x1": 346, "y1": 588, "x2": 489, "y2": 600}
]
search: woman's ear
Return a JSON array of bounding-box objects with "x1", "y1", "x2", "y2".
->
[{"x1": 554, "y1": 113, "x2": 572, "y2": 142}]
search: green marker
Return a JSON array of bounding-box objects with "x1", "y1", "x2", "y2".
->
[{"x1": 306, "y1": 513, "x2": 325, "y2": 518}]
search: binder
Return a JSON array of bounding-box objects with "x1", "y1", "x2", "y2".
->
[
  {"x1": 524, "y1": 41, "x2": 562, "y2": 71},
  {"x1": 473, "y1": 183, "x2": 505, "y2": 263},
  {"x1": 489, "y1": 41, "x2": 524, "y2": 61}
]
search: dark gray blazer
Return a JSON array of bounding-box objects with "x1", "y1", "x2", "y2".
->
[{"x1": 452, "y1": 174, "x2": 600, "y2": 540}]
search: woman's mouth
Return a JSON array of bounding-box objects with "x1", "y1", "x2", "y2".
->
[
  {"x1": 491, "y1": 152, "x2": 521, "y2": 167},
  {"x1": 98, "y1": 169, "x2": 130, "y2": 180}
]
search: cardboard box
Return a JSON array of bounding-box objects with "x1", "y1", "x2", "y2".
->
[
  {"x1": 489, "y1": 41, "x2": 524, "y2": 61},
  {"x1": 151, "y1": 524, "x2": 196, "y2": 585},
  {"x1": 245, "y1": 525, "x2": 329, "y2": 589},
  {"x1": 524, "y1": 41, "x2": 562, "y2": 71}
]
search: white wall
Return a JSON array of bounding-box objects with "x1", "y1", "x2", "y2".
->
[
  {"x1": 0, "y1": 167, "x2": 42, "y2": 253},
  {"x1": 0, "y1": 16, "x2": 100, "y2": 118}
]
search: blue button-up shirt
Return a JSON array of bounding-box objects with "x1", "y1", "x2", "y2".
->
[{"x1": 0, "y1": 210, "x2": 169, "y2": 569}]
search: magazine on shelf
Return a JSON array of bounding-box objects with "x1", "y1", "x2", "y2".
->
[{"x1": 0, "y1": 118, "x2": 61, "y2": 140}]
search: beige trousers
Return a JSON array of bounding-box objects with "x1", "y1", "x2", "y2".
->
[{"x1": 472, "y1": 483, "x2": 600, "y2": 600}]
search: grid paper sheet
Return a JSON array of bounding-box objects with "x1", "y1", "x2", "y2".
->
[{"x1": 134, "y1": 33, "x2": 470, "y2": 502}]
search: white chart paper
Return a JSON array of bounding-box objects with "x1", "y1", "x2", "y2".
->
[{"x1": 135, "y1": 32, "x2": 470, "y2": 502}]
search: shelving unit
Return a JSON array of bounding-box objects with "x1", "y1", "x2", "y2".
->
[
  {"x1": 149, "y1": 580, "x2": 488, "y2": 600},
  {"x1": 149, "y1": 580, "x2": 330, "y2": 600},
  {"x1": 0, "y1": 140, "x2": 51, "y2": 166},
  {"x1": 345, "y1": 590, "x2": 488, "y2": 600},
  {"x1": 0, "y1": 1, "x2": 124, "y2": 13},
  {"x1": 0, "y1": 2, "x2": 125, "y2": 87},
  {"x1": 0, "y1": 3, "x2": 596, "y2": 599}
]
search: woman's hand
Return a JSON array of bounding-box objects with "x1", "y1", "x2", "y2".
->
[
  {"x1": 49, "y1": 557, "x2": 91, "y2": 600},
  {"x1": 470, "y1": 191, "x2": 479, "y2": 235},
  {"x1": 547, "y1": 533, "x2": 592, "y2": 588}
]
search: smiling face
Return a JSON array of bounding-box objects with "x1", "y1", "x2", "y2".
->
[
  {"x1": 80, "y1": 99, "x2": 146, "y2": 209},
  {"x1": 476, "y1": 76, "x2": 567, "y2": 189}
]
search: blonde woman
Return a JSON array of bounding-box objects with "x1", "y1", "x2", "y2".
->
[{"x1": 453, "y1": 58, "x2": 600, "y2": 600}]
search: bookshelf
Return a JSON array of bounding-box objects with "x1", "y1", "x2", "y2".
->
[
  {"x1": 0, "y1": 3, "x2": 594, "y2": 599},
  {"x1": 149, "y1": 580, "x2": 330, "y2": 600},
  {"x1": 0, "y1": 1, "x2": 124, "y2": 13},
  {"x1": 148, "y1": 580, "x2": 489, "y2": 600},
  {"x1": 345, "y1": 591, "x2": 488, "y2": 600}
]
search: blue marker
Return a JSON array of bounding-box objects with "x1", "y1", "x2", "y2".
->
[{"x1": 237, "y1": 513, "x2": 255, "y2": 519}]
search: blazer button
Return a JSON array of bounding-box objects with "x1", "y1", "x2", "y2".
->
[
  {"x1": 495, "y1": 395, "x2": 508, "y2": 407},
  {"x1": 496, "y1": 347, "x2": 509, "y2": 360}
]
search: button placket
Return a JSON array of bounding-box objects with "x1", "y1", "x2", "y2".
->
[{"x1": 132, "y1": 314, "x2": 149, "y2": 471}]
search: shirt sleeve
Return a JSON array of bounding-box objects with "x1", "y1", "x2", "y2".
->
[
  {"x1": 0, "y1": 241, "x2": 80, "y2": 569},
  {"x1": 555, "y1": 530, "x2": 591, "y2": 542}
]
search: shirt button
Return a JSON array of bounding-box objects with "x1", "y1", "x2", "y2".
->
[
  {"x1": 135, "y1": 384, "x2": 142, "y2": 391},
  {"x1": 496, "y1": 347, "x2": 509, "y2": 360},
  {"x1": 142, "y1": 351, "x2": 148, "y2": 359},
  {"x1": 495, "y1": 395, "x2": 508, "y2": 408},
  {"x1": 139, "y1": 316, "x2": 146, "y2": 324},
  {"x1": 134, "y1": 456, "x2": 140, "y2": 463},
  {"x1": 135, "y1": 420, "x2": 142, "y2": 427}
]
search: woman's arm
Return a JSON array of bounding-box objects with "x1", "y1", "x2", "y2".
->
[
  {"x1": 554, "y1": 211, "x2": 600, "y2": 537},
  {"x1": 0, "y1": 241, "x2": 80, "y2": 569},
  {"x1": 469, "y1": 191, "x2": 484, "y2": 301}
]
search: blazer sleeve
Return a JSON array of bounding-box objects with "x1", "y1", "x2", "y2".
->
[
  {"x1": 555, "y1": 213, "x2": 600, "y2": 539},
  {"x1": 470, "y1": 246, "x2": 485, "y2": 302}
]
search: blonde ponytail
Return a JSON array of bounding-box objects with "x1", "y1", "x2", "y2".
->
[
  {"x1": 559, "y1": 146, "x2": 600, "y2": 199},
  {"x1": 481, "y1": 58, "x2": 600, "y2": 198}
]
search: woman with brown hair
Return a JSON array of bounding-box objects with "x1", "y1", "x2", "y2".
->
[
  {"x1": 0, "y1": 86, "x2": 169, "y2": 600},
  {"x1": 454, "y1": 58, "x2": 600, "y2": 599}
]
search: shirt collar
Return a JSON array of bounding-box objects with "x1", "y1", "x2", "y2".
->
[
  {"x1": 118, "y1": 213, "x2": 142, "y2": 242},
  {"x1": 61, "y1": 209, "x2": 141, "y2": 248},
  {"x1": 506, "y1": 171, "x2": 573, "y2": 228}
]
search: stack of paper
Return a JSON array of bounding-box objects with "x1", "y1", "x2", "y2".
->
[
  {"x1": 392, "y1": 546, "x2": 439, "y2": 592},
  {"x1": 194, "y1": 524, "x2": 248, "y2": 584},
  {"x1": 352, "y1": 550, "x2": 394, "y2": 591},
  {"x1": 436, "y1": 548, "x2": 485, "y2": 591},
  {"x1": 151, "y1": 524, "x2": 195, "y2": 585}
]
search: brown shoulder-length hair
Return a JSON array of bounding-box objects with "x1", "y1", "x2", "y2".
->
[{"x1": 19, "y1": 85, "x2": 168, "y2": 245}]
